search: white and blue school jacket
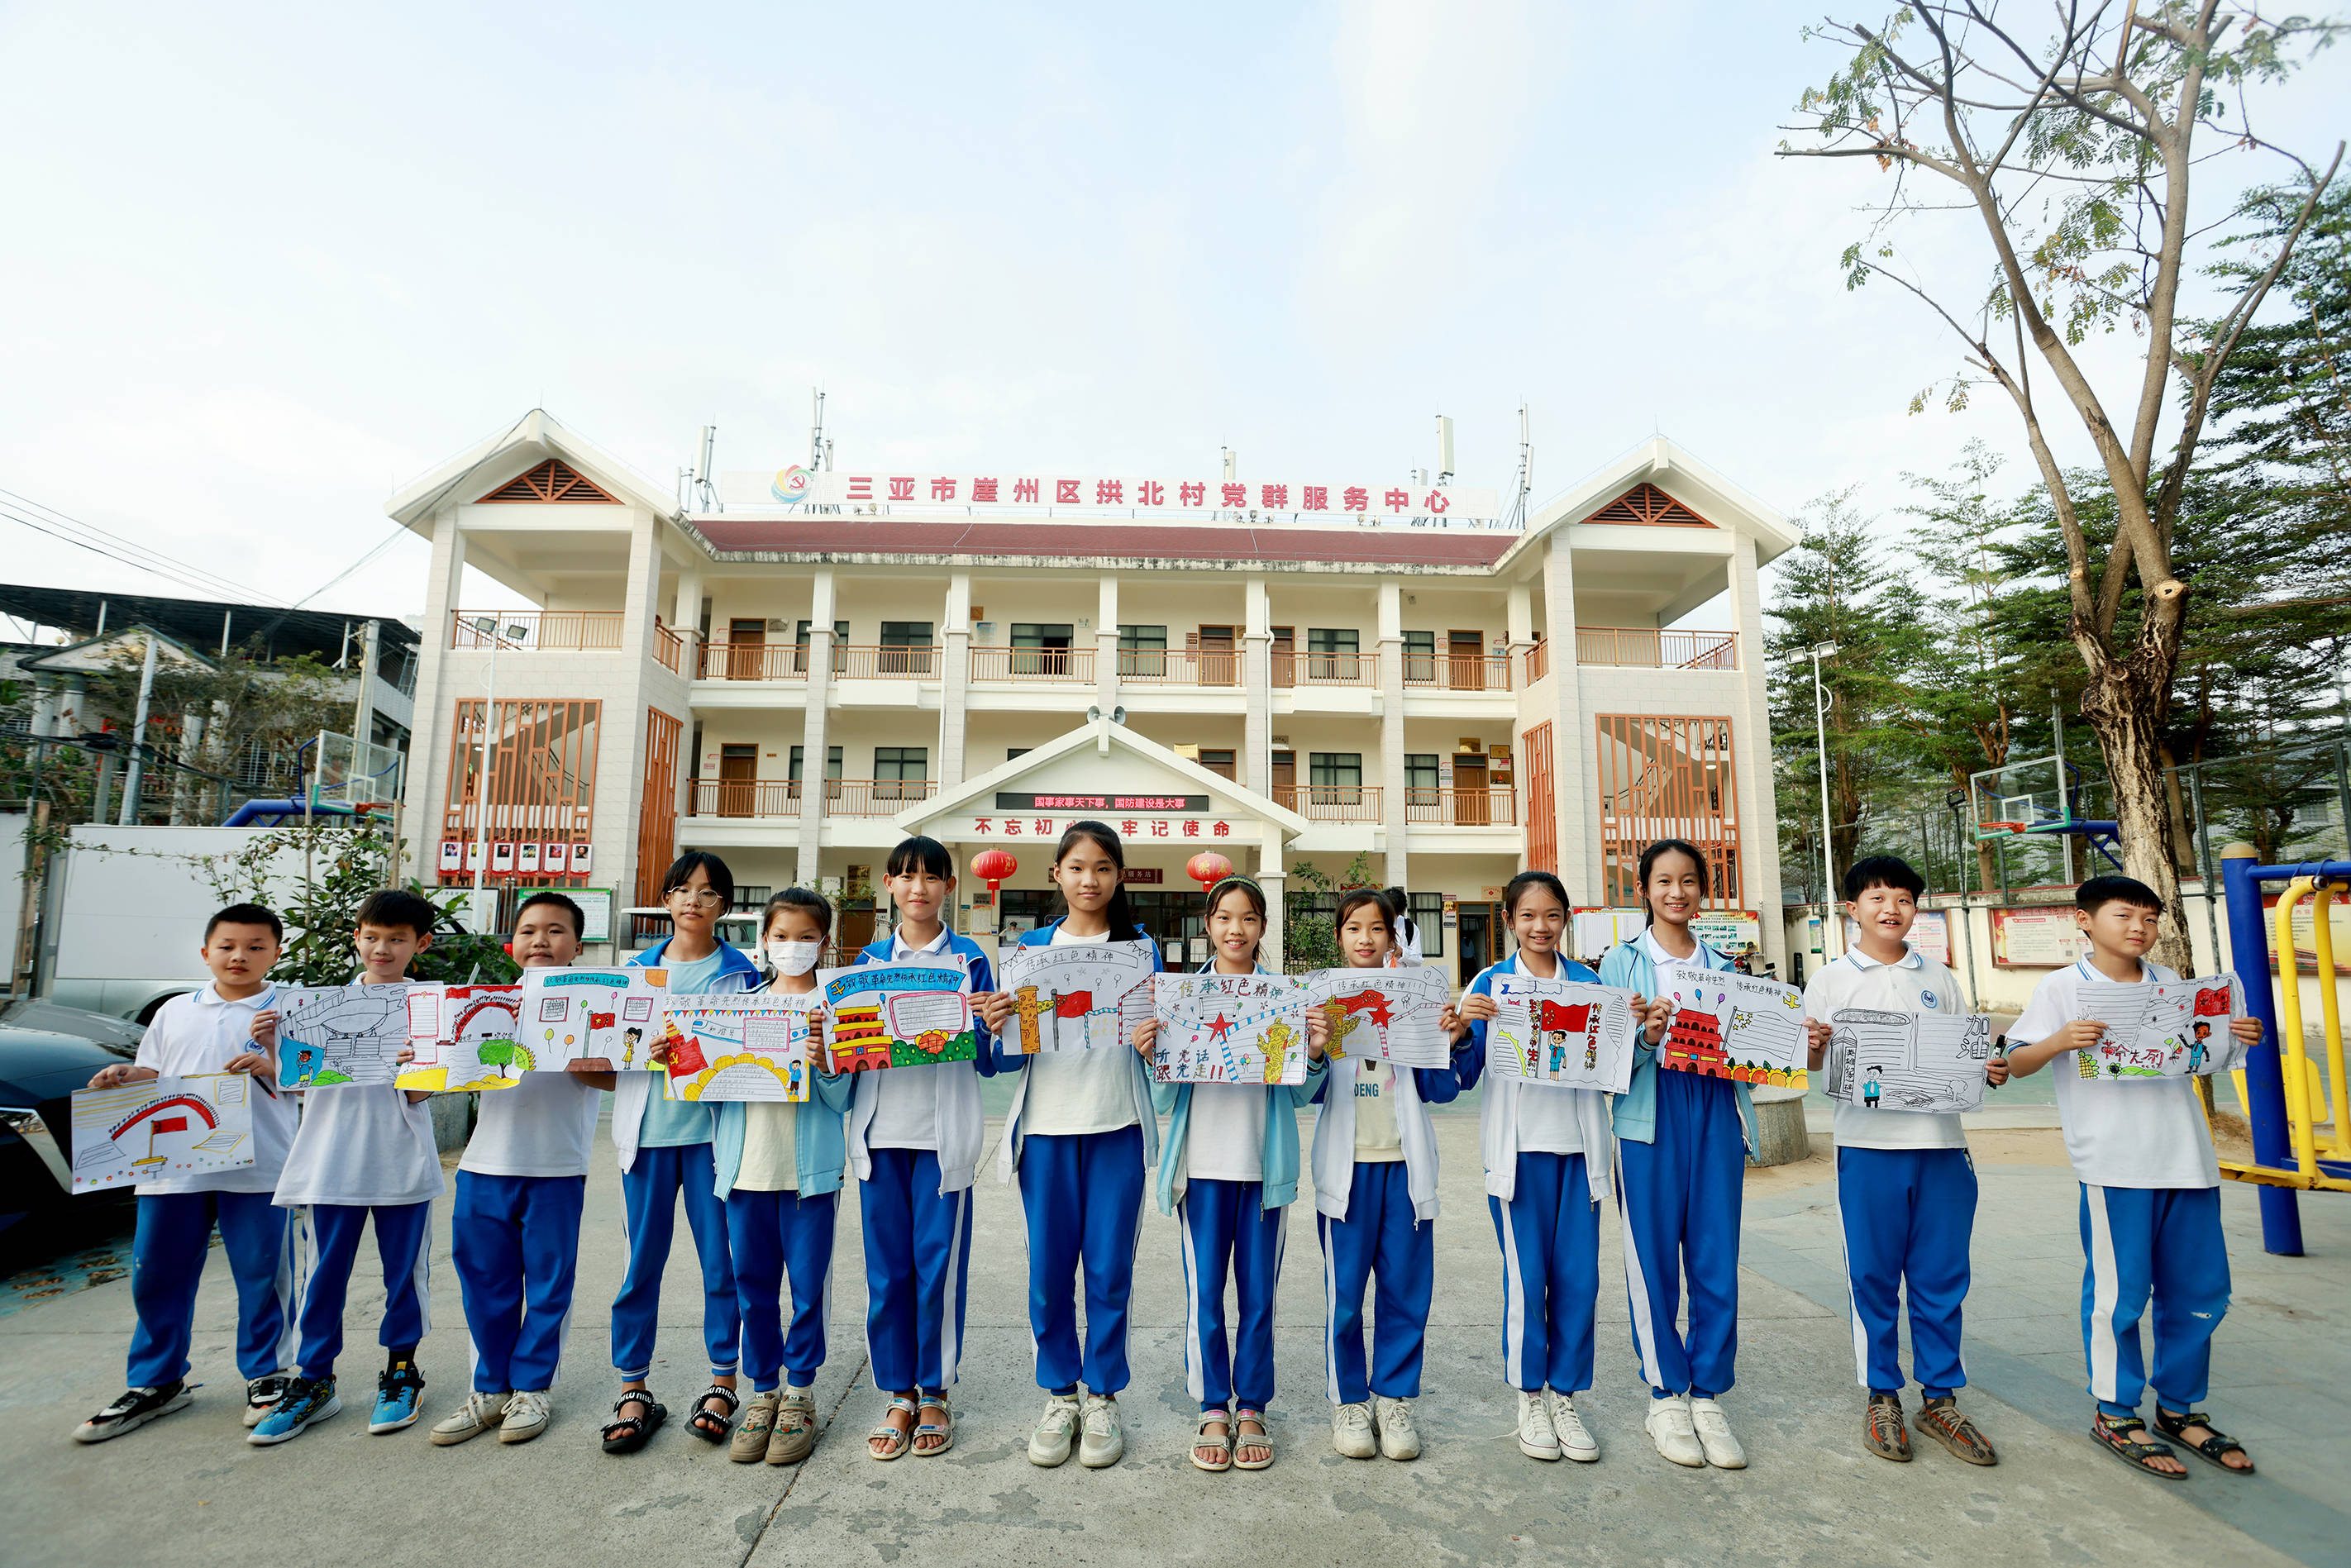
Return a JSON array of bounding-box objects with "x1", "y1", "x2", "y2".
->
[
  {"x1": 842, "y1": 932, "x2": 999, "y2": 1196},
  {"x1": 1459, "y1": 954, "x2": 1617, "y2": 1205},
  {"x1": 1597, "y1": 933, "x2": 1756, "y2": 1150},
  {"x1": 709, "y1": 1056, "x2": 857, "y2": 1199},
  {"x1": 993, "y1": 917, "x2": 1164, "y2": 1186},
  {"x1": 1150, "y1": 963, "x2": 1330, "y2": 1216},
  {"x1": 1306, "y1": 1034, "x2": 1462, "y2": 1225},
  {"x1": 616, "y1": 937, "x2": 762, "y2": 1175}
]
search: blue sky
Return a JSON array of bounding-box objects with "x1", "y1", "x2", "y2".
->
[{"x1": 2, "y1": 2, "x2": 2344, "y2": 626}]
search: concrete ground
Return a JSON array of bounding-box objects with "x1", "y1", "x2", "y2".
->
[{"x1": 7, "y1": 1108, "x2": 2345, "y2": 1568}]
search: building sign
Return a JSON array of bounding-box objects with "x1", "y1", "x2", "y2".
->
[
  {"x1": 722, "y1": 468, "x2": 1508, "y2": 527},
  {"x1": 947, "y1": 813, "x2": 1239, "y2": 842},
  {"x1": 995, "y1": 792, "x2": 1209, "y2": 813},
  {"x1": 1845, "y1": 909, "x2": 1952, "y2": 968},
  {"x1": 1121, "y1": 868, "x2": 1164, "y2": 884},
  {"x1": 1689, "y1": 911, "x2": 1763, "y2": 953},
  {"x1": 1991, "y1": 906, "x2": 2088, "y2": 968}
]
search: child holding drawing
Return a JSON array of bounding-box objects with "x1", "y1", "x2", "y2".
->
[
  {"x1": 433, "y1": 891, "x2": 613, "y2": 1448},
  {"x1": 1448, "y1": 870, "x2": 1613, "y2": 1465},
  {"x1": 1308, "y1": 888, "x2": 1460, "y2": 1461},
  {"x1": 2005, "y1": 875, "x2": 2263, "y2": 1480},
  {"x1": 1598, "y1": 841, "x2": 1748, "y2": 1470},
  {"x1": 971, "y1": 821, "x2": 1162, "y2": 1470},
  {"x1": 1800, "y1": 855, "x2": 2005, "y2": 1466},
  {"x1": 850, "y1": 835, "x2": 998, "y2": 1461},
  {"x1": 1133, "y1": 875, "x2": 1328, "y2": 1473},
  {"x1": 608, "y1": 851, "x2": 761, "y2": 1455},
  {"x1": 74, "y1": 903, "x2": 300, "y2": 1444},
  {"x1": 714, "y1": 888, "x2": 855, "y2": 1466}
]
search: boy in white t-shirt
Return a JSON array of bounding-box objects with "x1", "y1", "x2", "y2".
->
[
  {"x1": 2007, "y1": 875, "x2": 2264, "y2": 1480},
  {"x1": 248, "y1": 889, "x2": 447, "y2": 1446},
  {"x1": 432, "y1": 891, "x2": 612, "y2": 1447},
  {"x1": 1802, "y1": 855, "x2": 2006, "y2": 1468},
  {"x1": 73, "y1": 903, "x2": 301, "y2": 1443}
]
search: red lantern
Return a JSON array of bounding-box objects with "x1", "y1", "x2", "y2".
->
[
  {"x1": 1185, "y1": 851, "x2": 1234, "y2": 891},
  {"x1": 970, "y1": 849, "x2": 1018, "y2": 893}
]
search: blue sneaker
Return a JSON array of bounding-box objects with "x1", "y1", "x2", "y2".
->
[
  {"x1": 371, "y1": 1364, "x2": 426, "y2": 1433},
  {"x1": 247, "y1": 1377, "x2": 340, "y2": 1446}
]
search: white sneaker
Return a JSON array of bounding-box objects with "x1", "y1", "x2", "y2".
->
[
  {"x1": 1333, "y1": 1400, "x2": 1377, "y2": 1459},
  {"x1": 1028, "y1": 1394, "x2": 1080, "y2": 1467},
  {"x1": 1545, "y1": 1391, "x2": 1599, "y2": 1462},
  {"x1": 1516, "y1": 1389, "x2": 1561, "y2": 1461},
  {"x1": 429, "y1": 1389, "x2": 510, "y2": 1447},
  {"x1": 1078, "y1": 1394, "x2": 1124, "y2": 1468},
  {"x1": 1646, "y1": 1394, "x2": 1705, "y2": 1467},
  {"x1": 1373, "y1": 1396, "x2": 1420, "y2": 1461},
  {"x1": 1688, "y1": 1398, "x2": 1746, "y2": 1469},
  {"x1": 499, "y1": 1389, "x2": 551, "y2": 1445}
]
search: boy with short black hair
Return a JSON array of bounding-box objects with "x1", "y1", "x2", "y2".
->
[
  {"x1": 1804, "y1": 854, "x2": 2007, "y2": 1466},
  {"x1": 432, "y1": 890, "x2": 612, "y2": 1446},
  {"x1": 2007, "y1": 875, "x2": 2264, "y2": 1478},
  {"x1": 249, "y1": 888, "x2": 446, "y2": 1444},
  {"x1": 74, "y1": 903, "x2": 302, "y2": 1442}
]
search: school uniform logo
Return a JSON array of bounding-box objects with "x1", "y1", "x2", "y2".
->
[{"x1": 1920, "y1": 989, "x2": 1938, "y2": 1008}]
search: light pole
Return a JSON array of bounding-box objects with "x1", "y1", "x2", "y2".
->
[
  {"x1": 1810, "y1": 641, "x2": 1840, "y2": 963},
  {"x1": 470, "y1": 617, "x2": 527, "y2": 933}
]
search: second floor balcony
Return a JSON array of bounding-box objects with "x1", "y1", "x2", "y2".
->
[{"x1": 684, "y1": 777, "x2": 939, "y2": 818}]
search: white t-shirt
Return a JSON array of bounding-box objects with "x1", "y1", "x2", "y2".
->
[
  {"x1": 2013, "y1": 957, "x2": 2219, "y2": 1189},
  {"x1": 1185, "y1": 1081, "x2": 1268, "y2": 1181},
  {"x1": 735, "y1": 1103, "x2": 799, "y2": 1192},
  {"x1": 1391, "y1": 915, "x2": 1424, "y2": 968},
  {"x1": 461, "y1": 1067, "x2": 602, "y2": 1179},
  {"x1": 132, "y1": 984, "x2": 298, "y2": 1196},
  {"x1": 865, "y1": 927, "x2": 958, "y2": 1151},
  {"x1": 1352, "y1": 1060, "x2": 1404, "y2": 1161},
  {"x1": 275, "y1": 1080, "x2": 445, "y2": 1208},
  {"x1": 1020, "y1": 926, "x2": 1142, "y2": 1137},
  {"x1": 1805, "y1": 946, "x2": 1970, "y2": 1151},
  {"x1": 1513, "y1": 1077, "x2": 1586, "y2": 1155}
]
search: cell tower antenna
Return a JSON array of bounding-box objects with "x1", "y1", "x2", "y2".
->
[
  {"x1": 1509, "y1": 403, "x2": 1532, "y2": 530},
  {"x1": 811, "y1": 389, "x2": 827, "y2": 470},
  {"x1": 694, "y1": 426, "x2": 718, "y2": 512},
  {"x1": 1221, "y1": 447, "x2": 1236, "y2": 482},
  {"x1": 1435, "y1": 413, "x2": 1456, "y2": 485}
]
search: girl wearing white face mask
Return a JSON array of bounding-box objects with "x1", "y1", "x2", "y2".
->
[{"x1": 708, "y1": 889, "x2": 855, "y2": 1466}]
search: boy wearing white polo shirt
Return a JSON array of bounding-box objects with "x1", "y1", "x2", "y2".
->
[
  {"x1": 2007, "y1": 875, "x2": 2264, "y2": 1480},
  {"x1": 1804, "y1": 856, "x2": 2006, "y2": 1468}
]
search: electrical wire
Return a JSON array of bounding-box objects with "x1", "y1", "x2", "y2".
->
[{"x1": 0, "y1": 486, "x2": 292, "y2": 606}]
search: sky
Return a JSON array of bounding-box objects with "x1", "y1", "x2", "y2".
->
[{"x1": 1, "y1": 1, "x2": 2344, "y2": 633}]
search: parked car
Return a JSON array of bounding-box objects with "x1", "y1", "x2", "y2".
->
[{"x1": 0, "y1": 999, "x2": 147, "y2": 1231}]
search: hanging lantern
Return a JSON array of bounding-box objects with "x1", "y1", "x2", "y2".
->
[
  {"x1": 1185, "y1": 851, "x2": 1234, "y2": 891},
  {"x1": 970, "y1": 849, "x2": 1018, "y2": 893}
]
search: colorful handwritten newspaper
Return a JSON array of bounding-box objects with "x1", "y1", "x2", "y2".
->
[
  {"x1": 1303, "y1": 967, "x2": 1451, "y2": 1069},
  {"x1": 1149, "y1": 970, "x2": 1311, "y2": 1086},
  {"x1": 1824, "y1": 1009, "x2": 1995, "y2": 1113},
  {"x1": 273, "y1": 983, "x2": 422, "y2": 1089},
  {"x1": 659, "y1": 992, "x2": 818, "y2": 1101},
  {"x1": 398, "y1": 984, "x2": 529, "y2": 1092},
  {"x1": 999, "y1": 941, "x2": 1156, "y2": 1052},
  {"x1": 520, "y1": 965, "x2": 668, "y2": 1071},
  {"x1": 2070, "y1": 974, "x2": 2245, "y2": 1079},
  {"x1": 1485, "y1": 975, "x2": 1640, "y2": 1093},
  {"x1": 818, "y1": 964, "x2": 977, "y2": 1072},
  {"x1": 1655, "y1": 965, "x2": 1809, "y2": 1089},
  {"x1": 70, "y1": 1073, "x2": 255, "y2": 1193}
]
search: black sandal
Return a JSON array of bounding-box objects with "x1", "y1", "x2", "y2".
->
[
  {"x1": 687, "y1": 1383, "x2": 739, "y2": 1444},
  {"x1": 601, "y1": 1389, "x2": 665, "y2": 1455},
  {"x1": 2154, "y1": 1408, "x2": 2256, "y2": 1475},
  {"x1": 2090, "y1": 1411, "x2": 2185, "y2": 1479}
]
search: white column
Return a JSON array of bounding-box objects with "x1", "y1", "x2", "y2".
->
[
  {"x1": 1543, "y1": 539, "x2": 1590, "y2": 899},
  {"x1": 1377, "y1": 578, "x2": 1407, "y2": 890},
  {"x1": 674, "y1": 565, "x2": 704, "y2": 675},
  {"x1": 611, "y1": 509, "x2": 668, "y2": 908},
  {"x1": 404, "y1": 509, "x2": 469, "y2": 885},
  {"x1": 1244, "y1": 576, "x2": 1271, "y2": 794},
  {"x1": 1506, "y1": 582, "x2": 1533, "y2": 666},
  {"x1": 1259, "y1": 830, "x2": 1286, "y2": 971},
  {"x1": 795, "y1": 568, "x2": 837, "y2": 886},
  {"x1": 942, "y1": 572, "x2": 971, "y2": 787},
  {"x1": 1095, "y1": 572, "x2": 1119, "y2": 717},
  {"x1": 1722, "y1": 533, "x2": 1786, "y2": 975}
]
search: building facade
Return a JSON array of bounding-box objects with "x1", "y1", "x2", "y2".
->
[{"x1": 389, "y1": 412, "x2": 1795, "y2": 984}]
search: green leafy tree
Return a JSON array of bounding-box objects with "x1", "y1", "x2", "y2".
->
[{"x1": 1284, "y1": 851, "x2": 1377, "y2": 974}]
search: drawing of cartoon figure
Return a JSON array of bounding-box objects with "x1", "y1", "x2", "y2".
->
[
  {"x1": 622, "y1": 1026, "x2": 643, "y2": 1069},
  {"x1": 293, "y1": 1046, "x2": 317, "y2": 1084},
  {"x1": 1862, "y1": 1073, "x2": 1881, "y2": 1109},
  {"x1": 1547, "y1": 1031, "x2": 1571, "y2": 1075},
  {"x1": 2188, "y1": 1018, "x2": 2211, "y2": 1074},
  {"x1": 1260, "y1": 1022, "x2": 1296, "y2": 1084},
  {"x1": 788, "y1": 1059, "x2": 805, "y2": 1098}
]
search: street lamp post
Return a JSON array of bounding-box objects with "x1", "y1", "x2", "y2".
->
[{"x1": 1810, "y1": 641, "x2": 1839, "y2": 964}]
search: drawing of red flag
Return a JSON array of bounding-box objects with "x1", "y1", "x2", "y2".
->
[
  {"x1": 2193, "y1": 986, "x2": 2233, "y2": 1017},
  {"x1": 150, "y1": 1116, "x2": 189, "y2": 1136},
  {"x1": 1538, "y1": 1001, "x2": 1592, "y2": 1033},
  {"x1": 1055, "y1": 991, "x2": 1093, "y2": 1019},
  {"x1": 1336, "y1": 990, "x2": 1394, "y2": 1028}
]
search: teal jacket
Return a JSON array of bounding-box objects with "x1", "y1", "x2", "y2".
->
[
  {"x1": 1150, "y1": 964, "x2": 1328, "y2": 1215},
  {"x1": 709, "y1": 1052, "x2": 856, "y2": 1199},
  {"x1": 1598, "y1": 935, "x2": 1756, "y2": 1149}
]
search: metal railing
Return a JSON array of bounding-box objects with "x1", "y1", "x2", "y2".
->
[
  {"x1": 1404, "y1": 786, "x2": 1518, "y2": 826},
  {"x1": 1121, "y1": 649, "x2": 1239, "y2": 685},
  {"x1": 685, "y1": 777, "x2": 937, "y2": 818},
  {"x1": 654, "y1": 622, "x2": 683, "y2": 673},
  {"x1": 972, "y1": 646, "x2": 1096, "y2": 682},
  {"x1": 1575, "y1": 627, "x2": 1738, "y2": 670},
  {"x1": 1403, "y1": 652, "x2": 1514, "y2": 692},
  {"x1": 1269, "y1": 784, "x2": 1382, "y2": 822},
  {"x1": 449, "y1": 611, "x2": 624, "y2": 651},
  {"x1": 698, "y1": 641, "x2": 812, "y2": 680},
  {"x1": 838, "y1": 645, "x2": 940, "y2": 679},
  {"x1": 1290, "y1": 651, "x2": 1378, "y2": 687},
  {"x1": 1522, "y1": 641, "x2": 1549, "y2": 683}
]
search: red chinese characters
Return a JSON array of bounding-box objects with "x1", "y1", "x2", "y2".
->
[
  {"x1": 973, "y1": 817, "x2": 994, "y2": 834},
  {"x1": 1303, "y1": 485, "x2": 1328, "y2": 511},
  {"x1": 1179, "y1": 481, "x2": 1205, "y2": 506},
  {"x1": 1213, "y1": 821, "x2": 1231, "y2": 836},
  {"x1": 889, "y1": 477, "x2": 917, "y2": 501},
  {"x1": 1424, "y1": 490, "x2": 1449, "y2": 512},
  {"x1": 1343, "y1": 486, "x2": 1368, "y2": 512},
  {"x1": 1095, "y1": 480, "x2": 1123, "y2": 504},
  {"x1": 1261, "y1": 484, "x2": 1289, "y2": 509},
  {"x1": 1137, "y1": 481, "x2": 1165, "y2": 506},
  {"x1": 1013, "y1": 479, "x2": 1040, "y2": 503},
  {"x1": 1005, "y1": 820, "x2": 1025, "y2": 836},
  {"x1": 972, "y1": 478, "x2": 999, "y2": 503},
  {"x1": 931, "y1": 477, "x2": 957, "y2": 501},
  {"x1": 1182, "y1": 820, "x2": 1200, "y2": 837},
  {"x1": 1150, "y1": 820, "x2": 1170, "y2": 837},
  {"x1": 1056, "y1": 479, "x2": 1082, "y2": 504},
  {"x1": 1384, "y1": 488, "x2": 1410, "y2": 512},
  {"x1": 847, "y1": 477, "x2": 875, "y2": 500},
  {"x1": 1032, "y1": 818, "x2": 1052, "y2": 835},
  {"x1": 1121, "y1": 820, "x2": 1139, "y2": 836},
  {"x1": 1222, "y1": 484, "x2": 1247, "y2": 507}
]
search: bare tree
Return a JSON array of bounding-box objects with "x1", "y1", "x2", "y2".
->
[{"x1": 1783, "y1": 1, "x2": 2341, "y2": 966}]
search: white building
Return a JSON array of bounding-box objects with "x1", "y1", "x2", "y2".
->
[{"x1": 389, "y1": 411, "x2": 1796, "y2": 983}]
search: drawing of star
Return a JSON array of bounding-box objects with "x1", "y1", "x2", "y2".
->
[{"x1": 1208, "y1": 1014, "x2": 1234, "y2": 1045}]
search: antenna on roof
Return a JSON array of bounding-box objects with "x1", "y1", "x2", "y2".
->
[
  {"x1": 1435, "y1": 413, "x2": 1455, "y2": 485},
  {"x1": 687, "y1": 426, "x2": 719, "y2": 512},
  {"x1": 1221, "y1": 447, "x2": 1236, "y2": 482},
  {"x1": 1509, "y1": 404, "x2": 1532, "y2": 531},
  {"x1": 811, "y1": 389, "x2": 827, "y2": 471}
]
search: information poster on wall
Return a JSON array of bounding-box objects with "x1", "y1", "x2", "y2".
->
[
  {"x1": 1843, "y1": 909, "x2": 1952, "y2": 968},
  {"x1": 1689, "y1": 911, "x2": 1762, "y2": 955},
  {"x1": 1991, "y1": 907, "x2": 2089, "y2": 968},
  {"x1": 1571, "y1": 908, "x2": 1648, "y2": 961}
]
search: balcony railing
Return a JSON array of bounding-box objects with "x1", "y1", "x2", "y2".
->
[
  {"x1": 699, "y1": 641, "x2": 811, "y2": 680},
  {"x1": 654, "y1": 620, "x2": 683, "y2": 673},
  {"x1": 1404, "y1": 786, "x2": 1518, "y2": 827},
  {"x1": 685, "y1": 778, "x2": 939, "y2": 819},
  {"x1": 1290, "y1": 651, "x2": 1376, "y2": 687},
  {"x1": 840, "y1": 645, "x2": 940, "y2": 679},
  {"x1": 1576, "y1": 627, "x2": 1738, "y2": 670},
  {"x1": 450, "y1": 610, "x2": 623, "y2": 651},
  {"x1": 971, "y1": 646, "x2": 1096, "y2": 683},
  {"x1": 1121, "y1": 649, "x2": 1239, "y2": 685},
  {"x1": 1403, "y1": 652, "x2": 1514, "y2": 692},
  {"x1": 1270, "y1": 784, "x2": 1382, "y2": 822},
  {"x1": 1522, "y1": 641, "x2": 1550, "y2": 683}
]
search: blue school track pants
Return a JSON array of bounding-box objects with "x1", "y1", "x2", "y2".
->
[
  {"x1": 127, "y1": 1190, "x2": 298, "y2": 1389},
  {"x1": 295, "y1": 1201, "x2": 433, "y2": 1380},
  {"x1": 1018, "y1": 1125, "x2": 1146, "y2": 1395},
  {"x1": 2080, "y1": 1184, "x2": 2229, "y2": 1418},
  {"x1": 1489, "y1": 1151, "x2": 1600, "y2": 1395},
  {"x1": 1837, "y1": 1146, "x2": 1976, "y2": 1397},
  {"x1": 612, "y1": 1143, "x2": 739, "y2": 1383},
  {"x1": 1322, "y1": 1160, "x2": 1435, "y2": 1405},
  {"x1": 1179, "y1": 1177, "x2": 1287, "y2": 1411},
  {"x1": 861, "y1": 1148, "x2": 974, "y2": 1394},
  {"x1": 727, "y1": 1188, "x2": 838, "y2": 1393},
  {"x1": 453, "y1": 1171, "x2": 587, "y2": 1394},
  {"x1": 1615, "y1": 1069, "x2": 1743, "y2": 1399}
]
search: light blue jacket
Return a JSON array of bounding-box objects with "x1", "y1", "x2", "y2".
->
[
  {"x1": 1149, "y1": 963, "x2": 1329, "y2": 1215},
  {"x1": 1597, "y1": 935, "x2": 1756, "y2": 1149},
  {"x1": 611, "y1": 936, "x2": 763, "y2": 1174},
  {"x1": 993, "y1": 918, "x2": 1164, "y2": 1184},
  {"x1": 705, "y1": 974, "x2": 856, "y2": 1199}
]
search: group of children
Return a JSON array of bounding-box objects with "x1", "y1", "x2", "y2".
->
[{"x1": 69, "y1": 825, "x2": 2263, "y2": 1485}]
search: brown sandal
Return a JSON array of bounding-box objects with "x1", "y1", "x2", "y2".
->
[{"x1": 1918, "y1": 1397, "x2": 1997, "y2": 1465}]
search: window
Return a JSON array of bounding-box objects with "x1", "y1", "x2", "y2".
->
[
  {"x1": 1403, "y1": 629, "x2": 1437, "y2": 684},
  {"x1": 1409, "y1": 892, "x2": 1445, "y2": 957},
  {"x1": 879, "y1": 622, "x2": 933, "y2": 646},
  {"x1": 794, "y1": 619, "x2": 847, "y2": 674},
  {"x1": 1197, "y1": 747, "x2": 1236, "y2": 780},
  {"x1": 874, "y1": 746, "x2": 928, "y2": 801},
  {"x1": 877, "y1": 621, "x2": 934, "y2": 674},
  {"x1": 1595, "y1": 714, "x2": 1740, "y2": 904},
  {"x1": 787, "y1": 745, "x2": 843, "y2": 784},
  {"x1": 734, "y1": 885, "x2": 773, "y2": 913},
  {"x1": 1011, "y1": 622, "x2": 1074, "y2": 677},
  {"x1": 1007, "y1": 747, "x2": 1030, "y2": 761},
  {"x1": 1306, "y1": 627, "x2": 1361, "y2": 682},
  {"x1": 1309, "y1": 752, "x2": 1362, "y2": 787},
  {"x1": 1308, "y1": 627, "x2": 1360, "y2": 655},
  {"x1": 1405, "y1": 753, "x2": 1439, "y2": 812},
  {"x1": 1118, "y1": 624, "x2": 1166, "y2": 677}
]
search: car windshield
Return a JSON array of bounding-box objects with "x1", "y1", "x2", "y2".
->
[{"x1": 0, "y1": 998, "x2": 143, "y2": 1056}]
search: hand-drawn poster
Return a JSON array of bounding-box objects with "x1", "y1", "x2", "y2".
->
[
  {"x1": 660, "y1": 992, "x2": 818, "y2": 1101},
  {"x1": 818, "y1": 964, "x2": 977, "y2": 1072},
  {"x1": 71, "y1": 1073, "x2": 255, "y2": 1193},
  {"x1": 274, "y1": 984, "x2": 423, "y2": 1089},
  {"x1": 2070, "y1": 974, "x2": 2246, "y2": 1079},
  {"x1": 1304, "y1": 967, "x2": 1451, "y2": 1069},
  {"x1": 520, "y1": 966, "x2": 668, "y2": 1071},
  {"x1": 1656, "y1": 965, "x2": 1809, "y2": 1089},
  {"x1": 1824, "y1": 1009, "x2": 1994, "y2": 1113},
  {"x1": 1148, "y1": 971, "x2": 1311, "y2": 1086},
  {"x1": 1485, "y1": 975, "x2": 1640, "y2": 1093},
  {"x1": 398, "y1": 984, "x2": 530, "y2": 1092},
  {"x1": 1000, "y1": 941, "x2": 1156, "y2": 1052}
]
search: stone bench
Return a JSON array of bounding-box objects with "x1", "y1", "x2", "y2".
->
[{"x1": 1748, "y1": 1084, "x2": 1811, "y2": 1166}]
